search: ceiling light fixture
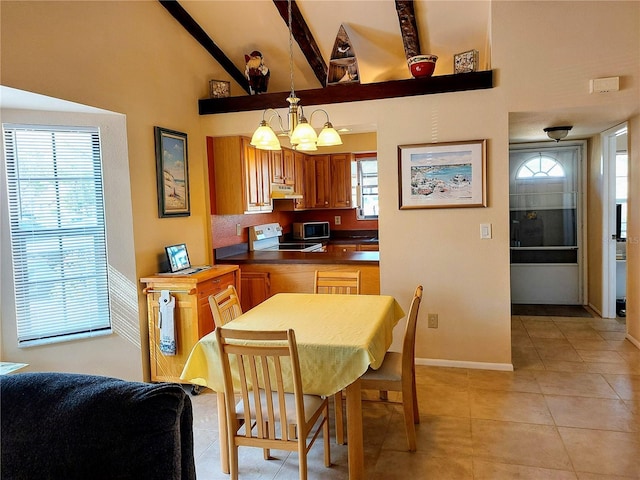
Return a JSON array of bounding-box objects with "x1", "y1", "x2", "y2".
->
[
  {"x1": 250, "y1": 0, "x2": 342, "y2": 152},
  {"x1": 543, "y1": 125, "x2": 572, "y2": 142}
]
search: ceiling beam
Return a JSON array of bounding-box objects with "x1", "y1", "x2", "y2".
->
[
  {"x1": 272, "y1": 0, "x2": 328, "y2": 87},
  {"x1": 199, "y1": 71, "x2": 493, "y2": 114},
  {"x1": 158, "y1": 0, "x2": 251, "y2": 94},
  {"x1": 395, "y1": 0, "x2": 421, "y2": 59}
]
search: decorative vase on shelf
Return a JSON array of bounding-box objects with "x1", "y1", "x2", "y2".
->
[{"x1": 408, "y1": 54, "x2": 438, "y2": 78}]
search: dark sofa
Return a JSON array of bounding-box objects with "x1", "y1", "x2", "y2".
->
[{"x1": 1, "y1": 372, "x2": 195, "y2": 480}]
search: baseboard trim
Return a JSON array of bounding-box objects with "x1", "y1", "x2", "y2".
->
[
  {"x1": 415, "y1": 358, "x2": 514, "y2": 372},
  {"x1": 587, "y1": 303, "x2": 603, "y2": 318},
  {"x1": 626, "y1": 333, "x2": 640, "y2": 349}
]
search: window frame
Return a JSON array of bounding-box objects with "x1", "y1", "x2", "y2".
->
[
  {"x1": 353, "y1": 152, "x2": 378, "y2": 220},
  {"x1": 3, "y1": 123, "x2": 112, "y2": 346}
]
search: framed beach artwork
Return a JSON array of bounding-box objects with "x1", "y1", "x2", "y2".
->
[
  {"x1": 398, "y1": 140, "x2": 487, "y2": 209},
  {"x1": 154, "y1": 126, "x2": 190, "y2": 217}
]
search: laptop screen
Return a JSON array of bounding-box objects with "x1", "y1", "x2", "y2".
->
[{"x1": 165, "y1": 243, "x2": 191, "y2": 272}]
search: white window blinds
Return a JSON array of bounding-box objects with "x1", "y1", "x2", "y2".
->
[{"x1": 3, "y1": 124, "x2": 111, "y2": 344}]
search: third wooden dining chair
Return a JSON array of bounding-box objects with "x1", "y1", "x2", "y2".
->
[
  {"x1": 209, "y1": 285, "x2": 242, "y2": 328},
  {"x1": 313, "y1": 270, "x2": 361, "y2": 295},
  {"x1": 335, "y1": 285, "x2": 423, "y2": 451},
  {"x1": 313, "y1": 269, "x2": 361, "y2": 444}
]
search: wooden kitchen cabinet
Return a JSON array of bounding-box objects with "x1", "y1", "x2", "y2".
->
[
  {"x1": 305, "y1": 154, "x2": 331, "y2": 208},
  {"x1": 293, "y1": 151, "x2": 307, "y2": 210},
  {"x1": 327, "y1": 244, "x2": 358, "y2": 253},
  {"x1": 330, "y1": 153, "x2": 354, "y2": 208},
  {"x1": 209, "y1": 136, "x2": 272, "y2": 214},
  {"x1": 271, "y1": 148, "x2": 295, "y2": 186},
  {"x1": 238, "y1": 263, "x2": 380, "y2": 295},
  {"x1": 141, "y1": 265, "x2": 240, "y2": 383},
  {"x1": 240, "y1": 270, "x2": 271, "y2": 311},
  {"x1": 305, "y1": 153, "x2": 353, "y2": 209}
]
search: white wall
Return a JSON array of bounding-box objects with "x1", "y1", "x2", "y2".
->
[
  {"x1": 0, "y1": 106, "x2": 141, "y2": 380},
  {"x1": 0, "y1": 0, "x2": 218, "y2": 379},
  {"x1": 1, "y1": 1, "x2": 638, "y2": 376}
]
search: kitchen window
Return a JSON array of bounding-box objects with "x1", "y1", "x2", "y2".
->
[
  {"x1": 3, "y1": 124, "x2": 111, "y2": 346},
  {"x1": 353, "y1": 153, "x2": 378, "y2": 220}
]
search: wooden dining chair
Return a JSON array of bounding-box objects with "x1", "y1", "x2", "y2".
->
[
  {"x1": 313, "y1": 269, "x2": 361, "y2": 444},
  {"x1": 335, "y1": 285, "x2": 423, "y2": 451},
  {"x1": 215, "y1": 328, "x2": 331, "y2": 480},
  {"x1": 209, "y1": 285, "x2": 242, "y2": 328},
  {"x1": 313, "y1": 270, "x2": 361, "y2": 295}
]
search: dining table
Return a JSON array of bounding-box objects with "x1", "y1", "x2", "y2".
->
[{"x1": 180, "y1": 292, "x2": 405, "y2": 480}]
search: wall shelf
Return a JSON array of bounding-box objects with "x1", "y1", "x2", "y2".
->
[{"x1": 199, "y1": 70, "x2": 493, "y2": 115}]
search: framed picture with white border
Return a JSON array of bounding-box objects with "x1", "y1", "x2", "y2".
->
[{"x1": 398, "y1": 140, "x2": 487, "y2": 209}]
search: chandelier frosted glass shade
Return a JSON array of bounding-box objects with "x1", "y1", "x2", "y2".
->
[
  {"x1": 250, "y1": 121, "x2": 281, "y2": 150},
  {"x1": 290, "y1": 118, "x2": 317, "y2": 145},
  {"x1": 316, "y1": 122, "x2": 342, "y2": 147}
]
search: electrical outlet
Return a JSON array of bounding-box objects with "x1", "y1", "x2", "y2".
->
[
  {"x1": 428, "y1": 313, "x2": 438, "y2": 328},
  {"x1": 334, "y1": 216, "x2": 341, "y2": 225},
  {"x1": 236, "y1": 223, "x2": 242, "y2": 236}
]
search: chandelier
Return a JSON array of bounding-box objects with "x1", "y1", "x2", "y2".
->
[{"x1": 250, "y1": 0, "x2": 342, "y2": 152}]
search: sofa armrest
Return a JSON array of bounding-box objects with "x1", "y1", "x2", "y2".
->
[{"x1": 1, "y1": 372, "x2": 195, "y2": 480}]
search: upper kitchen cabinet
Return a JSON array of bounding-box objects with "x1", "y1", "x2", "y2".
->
[
  {"x1": 208, "y1": 136, "x2": 272, "y2": 214},
  {"x1": 330, "y1": 153, "x2": 354, "y2": 208},
  {"x1": 305, "y1": 154, "x2": 331, "y2": 208},
  {"x1": 271, "y1": 148, "x2": 295, "y2": 186},
  {"x1": 293, "y1": 151, "x2": 307, "y2": 210},
  {"x1": 305, "y1": 153, "x2": 353, "y2": 209}
]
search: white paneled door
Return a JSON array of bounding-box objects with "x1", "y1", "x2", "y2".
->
[{"x1": 509, "y1": 143, "x2": 584, "y2": 305}]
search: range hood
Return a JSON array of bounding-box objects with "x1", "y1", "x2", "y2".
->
[{"x1": 271, "y1": 184, "x2": 302, "y2": 200}]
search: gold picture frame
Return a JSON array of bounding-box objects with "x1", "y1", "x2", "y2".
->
[
  {"x1": 398, "y1": 140, "x2": 487, "y2": 209},
  {"x1": 154, "y1": 126, "x2": 190, "y2": 217}
]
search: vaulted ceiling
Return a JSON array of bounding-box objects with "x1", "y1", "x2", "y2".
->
[
  {"x1": 171, "y1": 0, "x2": 491, "y2": 94},
  {"x1": 160, "y1": 1, "x2": 635, "y2": 143}
]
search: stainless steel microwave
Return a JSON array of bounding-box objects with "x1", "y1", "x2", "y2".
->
[{"x1": 292, "y1": 222, "x2": 330, "y2": 240}]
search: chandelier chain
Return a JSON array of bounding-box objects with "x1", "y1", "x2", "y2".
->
[{"x1": 288, "y1": 0, "x2": 295, "y2": 99}]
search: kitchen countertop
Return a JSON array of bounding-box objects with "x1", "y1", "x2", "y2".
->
[
  {"x1": 216, "y1": 249, "x2": 379, "y2": 265},
  {"x1": 215, "y1": 230, "x2": 379, "y2": 265}
]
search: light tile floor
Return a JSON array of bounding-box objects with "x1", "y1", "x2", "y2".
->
[{"x1": 189, "y1": 313, "x2": 639, "y2": 479}]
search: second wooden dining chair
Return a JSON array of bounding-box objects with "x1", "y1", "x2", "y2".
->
[
  {"x1": 209, "y1": 285, "x2": 242, "y2": 328},
  {"x1": 216, "y1": 328, "x2": 331, "y2": 480},
  {"x1": 313, "y1": 270, "x2": 361, "y2": 295},
  {"x1": 335, "y1": 285, "x2": 423, "y2": 451}
]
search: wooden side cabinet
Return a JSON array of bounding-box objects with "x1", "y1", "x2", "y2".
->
[{"x1": 141, "y1": 265, "x2": 240, "y2": 383}]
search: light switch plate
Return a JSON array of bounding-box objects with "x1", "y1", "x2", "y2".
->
[{"x1": 480, "y1": 223, "x2": 492, "y2": 239}]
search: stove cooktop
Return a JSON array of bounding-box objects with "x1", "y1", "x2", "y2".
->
[{"x1": 259, "y1": 242, "x2": 323, "y2": 252}]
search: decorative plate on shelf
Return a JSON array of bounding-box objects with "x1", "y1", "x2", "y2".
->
[{"x1": 454, "y1": 49, "x2": 479, "y2": 74}]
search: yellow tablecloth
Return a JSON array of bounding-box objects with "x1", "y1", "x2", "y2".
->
[{"x1": 180, "y1": 293, "x2": 405, "y2": 397}]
